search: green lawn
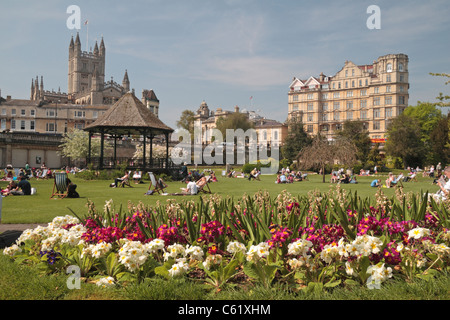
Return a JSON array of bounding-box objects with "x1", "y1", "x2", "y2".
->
[{"x1": 0, "y1": 170, "x2": 439, "y2": 224}]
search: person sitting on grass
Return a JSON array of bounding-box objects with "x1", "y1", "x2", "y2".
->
[
  {"x1": 9, "y1": 176, "x2": 32, "y2": 196},
  {"x1": 371, "y1": 179, "x2": 381, "y2": 187},
  {"x1": 181, "y1": 176, "x2": 198, "y2": 195}
]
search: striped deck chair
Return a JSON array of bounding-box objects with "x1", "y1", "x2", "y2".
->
[
  {"x1": 147, "y1": 172, "x2": 168, "y2": 194},
  {"x1": 197, "y1": 176, "x2": 212, "y2": 194},
  {"x1": 51, "y1": 172, "x2": 69, "y2": 199}
]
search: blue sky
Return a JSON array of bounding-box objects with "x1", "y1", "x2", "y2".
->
[{"x1": 1, "y1": 0, "x2": 449, "y2": 129}]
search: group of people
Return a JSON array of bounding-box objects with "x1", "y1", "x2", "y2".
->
[
  {"x1": 1, "y1": 176, "x2": 32, "y2": 196},
  {"x1": 275, "y1": 169, "x2": 308, "y2": 184},
  {"x1": 330, "y1": 168, "x2": 360, "y2": 184}
]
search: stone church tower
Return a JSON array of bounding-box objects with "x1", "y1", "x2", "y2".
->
[{"x1": 66, "y1": 33, "x2": 129, "y2": 105}]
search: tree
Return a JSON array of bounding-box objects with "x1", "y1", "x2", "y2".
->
[
  {"x1": 176, "y1": 110, "x2": 195, "y2": 136},
  {"x1": 58, "y1": 129, "x2": 111, "y2": 162},
  {"x1": 429, "y1": 113, "x2": 450, "y2": 165},
  {"x1": 336, "y1": 120, "x2": 371, "y2": 165},
  {"x1": 403, "y1": 102, "x2": 443, "y2": 164},
  {"x1": 297, "y1": 135, "x2": 358, "y2": 183},
  {"x1": 215, "y1": 113, "x2": 254, "y2": 137},
  {"x1": 384, "y1": 113, "x2": 425, "y2": 168},
  {"x1": 281, "y1": 118, "x2": 312, "y2": 161}
]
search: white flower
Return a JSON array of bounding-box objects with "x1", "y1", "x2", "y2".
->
[
  {"x1": 287, "y1": 239, "x2": 313, "y2": 256},
  {"x1": 96, "y1": 276, "x2": 115, "y2": 288},
  {"x1": 407, "y1": 227, "x2": 430, "y2": 240},
  {"x1": 146, "y1": 238, "x2": 165, "y2": 253},
  {"x1": 3, "y1": 244, "x2": 22, "y2": 256},
  {"x1": 185, "y1": 245, "x2": 204, "y2": 261},
  {"x1": 366, "y1": 263, "x2": 392, "y2": 289},
  {"x1": 169, "y1": 260, "x2": 189, "y2": 277},
  {"x1": 226, "y1": 241, "x2": 247, "y2": 254},
  {"x1": 345, "y1": 261, "x2": 355, "y2": 276},
  {"x1": 246, "y1": 242, "x2": 270, "y2": 262}
]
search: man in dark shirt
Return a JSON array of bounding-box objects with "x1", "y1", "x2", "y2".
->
[{"x1": 10, "y1": 176, "x2": 31, "y2": 195}]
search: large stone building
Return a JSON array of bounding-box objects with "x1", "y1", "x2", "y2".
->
[
  {"x1": 288, "y1": 53, "x2": 409, "y2": 143},
  {"x1": 194, "y1": 101, "x2": 287, "y2": 148},
  {"x1": 0, "y1": 34, "x2": 160, "y2": 168}
]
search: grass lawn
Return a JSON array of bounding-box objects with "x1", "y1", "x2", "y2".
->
[{"x1": 0, "y1": 170, "x2": 439, "y2": 224}]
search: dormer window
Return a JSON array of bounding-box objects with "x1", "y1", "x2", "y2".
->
[{"x1": 386, "y1": 63, "x2": 392, "y2": 72}]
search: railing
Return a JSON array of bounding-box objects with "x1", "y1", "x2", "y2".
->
[{"x1": 88, "y1": 157, "x2": 177, "y2": 170}]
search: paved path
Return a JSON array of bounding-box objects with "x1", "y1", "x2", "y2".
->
[{"x1": 0, "y1": 223, "x2": 47, "y2": 233}]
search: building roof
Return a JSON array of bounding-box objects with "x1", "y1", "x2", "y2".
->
[{"x1": 84, "y1": 92, "x2": 173, "y2": 136}]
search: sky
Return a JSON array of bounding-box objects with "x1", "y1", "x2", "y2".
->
[{"x1": 1, "y1": 0, "x2": 449, "y2": 130}]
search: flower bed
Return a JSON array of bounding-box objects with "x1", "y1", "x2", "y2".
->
[{"x1": 3, "y1": 188, "x2": 450, "y2": 291}]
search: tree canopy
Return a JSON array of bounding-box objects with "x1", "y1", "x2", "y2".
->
[
  {"x1": 58, "y1": 129, "x2": 112, "y2": 162},
  {"x1": 336, "y1": 120, "x2": 371, "y2": 165},
  {"x1": 281, "y1": 118, "x2": 312, "y2": 161},
  {"x1": 297, "y1": 135, "x2": 358, "y2": 182}
]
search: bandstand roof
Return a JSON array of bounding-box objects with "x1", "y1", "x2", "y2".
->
[{"x1": 84, "y1": 92, "x2": 173, "y2": 136}]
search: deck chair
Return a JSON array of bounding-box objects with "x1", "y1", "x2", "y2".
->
[
  {"x1": 119, "y1": 171, "x2": 132, "y2": 188},
  {"x1": 39, "y1": 169, "x2": 48, "y2": 179},
  {"x1": 147, "y1": 172, "x2": 168, "y2": 194},
  {"x1": 197, "y1": 176, "x2": 212, "y2": 194},
  {"x1": 50, "y1": 172, "x2": 69, "y2": 199}
]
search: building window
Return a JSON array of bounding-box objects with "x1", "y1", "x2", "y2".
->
[
  {"x1": 307, "y1": 113, "x2": 313, "y2": 122},
  {"x1": 385, "y1": 96, "x2": 392, "y2": 105},
  {"x1": 21, "y1": 109, "x2": 26, "y2": 116},
  {"x1": 347, "y1": 91, "x2": 353, "y2": 97},
  {"x1": 322, "y1": 93, "x2": 328, "y2": 100},
  {"x1": 352, "y1": 80, "x2": 355, "y2": 88},
  {"x1": 359, "y1": 80, "x2": 362, "y2": 87},
  {"x1": 386, "y1": 75, "x2": 391, "y2": 82},
  {"x1": 274, "y1": 130, "x2": 278, "y2": 141},
  {"x1": 399, "y1": 96, "x2": 406, "y2": 105},
  {"x1": 292, "y1": 104, "x2": 299, "y2": 111},
  {"x1": 345, "y1": 81, "x2": 348, "y2": 88},
  {"x1": 399, "y1": 63, "x2": 404, "y2": 71},
  {"x1": 30, "y1": 109, "x2": 35, "y2": 116},
  {"x1": 30, "y1": 120, "x2": 35, "y2": 130},
  {"x1": 333, "y1": 102, "x2": 340, "y2": 110},
  {"x1": 46, "y1": 123, "x2": 56, "y2": 132},
  {"x1": 333, "y1": 92, "x2": 340, "y2": 99},
  {"x1": 47, "y1": 110, "x2": 56, "y2": 117},
  {"x1": 360, "y1": 99, "x2": 367, "y2": 108},
  {"x1": 374, "y1": 87, "x2": 379, "y2": 94},
  {"x1": 373, "y1": 121, "x2": 380, "y2": 130},
  {"x1": 307, "y1": 93, "x2": 313, "y2": 100},
  {"x1": 307, "y1": 125, "x2": 313, "y2": 133},
  {"x1": 352, "y1": 69, "x2": 355, "y2": 77},
  {"x1": 74, "y1": 111, "x2": 85, "y2": 118},
  {"x1": 365, "y1": 79, "x2": 368, "y2": 86},
  {"x1": 307, "y1": 103, "x2": 314, "y2": 111},
  {"x1": 385, "y1": 108, "x2": 392, "y2": 118},
  {"x1": 322, "y1": 113, "x2": 328, "y2": 121},
  {"x1": 1, "y1": 109, "x2": 5, "y2": 115},
  {"x1": 20, "y1": 120, "x2": 26, "y2": 130},
  {"x1": 322, "y1": 103, "x2": 328, "y2": 111},
  {"x1": 12, "y1": 109, "x2": 16, "y2": 116},
  {"x1": 360, "y1": 89, "x2": 367, "y2": 96},
  {"x1": 93, "y1": 111, "x2": 98, "y2": 118},
  {"x1": 0, "y1": 119, "x2": 5, "y2": 130},
  {"x1": 293, "y1": 95, "x2": 299, "y2": 102},
  {"x1": 346, "y1": 101, "x2": 353, "y2": 109},
  {"x1": 373, "y1": 97, "x2": 380, "y2": 106},
  {"x1": 400, "y1": 75, "x2": 404, "y2": 82},
  {"x1": 347, "y1": 111, "x2": 353, "y2": 120},
  {"x1": 11, "y1": 119, "x2": 16, "y2": 130},
  {"x1": 333, "y1": 112, "x2": 340, "y2": 121},
  {"x1": 386, "y1": 86, "x2": 391, "y2": 93},
  {"x1": 360, "y1": 110, "x2": 367, "y2": 119},
  {"x1": 386, "y1": 63, "x2": 392, "y2": 72},
  {"x1": 373, "y1": 108, "x2": 381, "y2": 118},
  {"x1": 399, "y1": 86, "x2": 404, "y2": 92}
]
